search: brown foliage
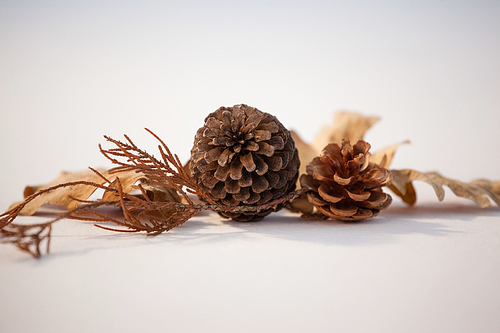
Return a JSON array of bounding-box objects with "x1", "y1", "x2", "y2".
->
[{"x1": 2, "y1": 112, "x2": 499, "y2": 258}]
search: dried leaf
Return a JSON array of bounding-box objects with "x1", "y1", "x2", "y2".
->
[
  {"x1": 292, "y1": 111, "x2": 384, "y2": 178},
  {"x1": 290, "y1": 130, "x2": 318, "y2": 179},
  {"x1": 311, "y1": 111, "x2": 379, "y2": 154},
  {"x1": 388, "y1": 181, "x2": 417, "y2": 206},
  {"x1": 10, "y1": 169, "x2": 147, "y2": 216},
  {"x1": 390, "y1": 169, "x2": 500, "y2": 208},
  {"x1": 370, "y1": 140, "x2": 410, "y2": 169},
  {"x1": 284, "y1": 192, "x2": 314, "y2": 215},
  {"x1": 139, "y1": 183, "x2": 182, "y2": 219}
]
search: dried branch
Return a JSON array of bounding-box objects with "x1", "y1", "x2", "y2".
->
[
  {"x1": 0, "y1": 222, "x2": 52, "y2": 259},
  {"x1": 0, "y1": 180, "x2": 115, "y2": 229},
  {"x1": 99, "y1": 128, "x2": 214, "y2": 205}
]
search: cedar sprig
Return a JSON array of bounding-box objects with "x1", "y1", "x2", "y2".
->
[
  {"x1": 1, "y1": 128, "x2": 207, "y2": 256},
  {"x1": 0, "y1": 222, "x2": 52, "y2": 258},
  {"x1": 100, "y1": 128, "x2": 215, "y2": 205},
  {"x1": 0, "y1": 179, "x2": 118, "y2": 258},
  {"x1": 0, "y1": 180, "x2": 112, "y2": 229},
  {"x1": 76, "y1": 175, "x2": 201, "y2": 235}
]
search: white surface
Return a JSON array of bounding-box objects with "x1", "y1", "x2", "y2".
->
[
  {"x1": 1, "y1": 1, "x2": 500, "y2": 332},
  {"x1": 1, "y1": 200, "x2": 500, "y2": 333}
]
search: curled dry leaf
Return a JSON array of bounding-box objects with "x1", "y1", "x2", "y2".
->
[
  {"x1": 291, "y1": 111, "x2": 381, "y2": 178},
  {"x1": 311, "y1": 111, "x2": 380, "y2": 154},
  {"x1": 139, "y1": 183, "x2": 183, "y2": 220},
  {"x1": 370, "y1": 141, "x2": 410, "y2": 169},
  {"x1": 290, "y1": 130, "x2": 317, "y2": 182},
  {"x1": 390, "y1": 169, "x2": 500, "y2": 208},
  {"x1": 10, "y1": 169, "x2": 148, "y2": 216}
]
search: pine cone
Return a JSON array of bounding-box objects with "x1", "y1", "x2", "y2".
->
[
  {"x1": 190, "y1": 104, "x2": 300, "y2": 222},
  {"x1": 300, "y1": 139, "x2": 392, "y2": 221}
]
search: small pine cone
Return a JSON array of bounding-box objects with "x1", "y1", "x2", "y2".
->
[
  {"x1": 300, "y1": 139, "x2": 392, "y2": 221},
  {"x1": 190, "y1": 104, "x2": 300, "y2": 222}
]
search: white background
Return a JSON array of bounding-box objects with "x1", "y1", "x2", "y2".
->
[{"x1": 1, "y1": 1, "x2": 500, "y2": 332}]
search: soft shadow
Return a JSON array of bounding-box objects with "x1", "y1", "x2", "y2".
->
[
  {"x1": 4, "y1": 202, "x2": 498, "y2": 261},
  {"x1": 383, "y1": 202, "x2": 500, "y2": 220},
  {"x1": 2, "y1": 205, "x2": 233, "y2": 262},
  {"x1": 223, "y1": 202, "x2": 499, "y2": 246},
  {"x1": 214, "y1": 209, "x2": 452, "y2": 246}
]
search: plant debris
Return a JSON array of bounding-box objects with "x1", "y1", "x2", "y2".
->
[{"x1": 1, "y1": 108, "x2": 499, "y2": 258}]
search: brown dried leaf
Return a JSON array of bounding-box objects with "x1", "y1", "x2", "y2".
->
[
  {"x1": 10, "y1": 169, "x2": 147, "y2": 216},
  {"x1": 311, "y1": 111, "x2": 379, "y2": 154},
  {"x1": 370, "y1": 140, "x2": 410, "y2": 169},
  {"x1": 139, "y1": 183, "x2": 182, "y2": 219},
  {"x1": 389, "y1": 169, "x2": 500, "y2": 208},
  {"x1": 388, "y1": 172, "x2": 417, "y2": 205},
  {"x1": 292, "y1": 111, "x2": 384, "y2": 177},
  {"x1": 284, "y1": 192, "x2": 314, "y2": 215},
  {"x1": 290, "y1": 130, "x2": 318, "y2": 180}
]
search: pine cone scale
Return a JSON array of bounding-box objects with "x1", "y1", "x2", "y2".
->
[
  {"x1": 214, "y1": 165, "x2": 228, "y2": 181},
  {"x1": 254, "y1": 155, "x2": 268, "y2": 176},
  {"x1": 358, "y1": 191, "x2": 392, "y2": 209},
  {"x1": 318, "y1": 184, "x2": 343, "y2": 203},
  {"x1": 241, "y1": 153, "x2": 256, "y2": 172},
  {"x1": 254, "y1": 130, "x2": 272, "y2": 142},
  {"x1": 202, "y1": 174, "x2": 219, "y2": 189},
  {"x1": 229, "y1": 159, "x2": 243, "y2": 180},
  {"x1": 265, "y1": 172, "x2": 279, "y2": 188},
  {"x1": 233, "y1": 187, "x2": 250, "y2": 201},
  {"x1": 268, "y1": 156, "x2": 283, "y2": 171},
  {"x1": 245, "y1": 141, "x2": 259, "y2": 151},
  {"x1": 245, "y1": 112, "x2": 265, "y2": 128},
  {"x1": 205, "y1": 147, "x2": 224, "y2": 163},
  {"x1": 307, "y1": 192, "x2": 328, "y2": 206},
  {"x1": 258, "y1": 122, "x2": 279, "y2": 134},
  {"x1": 251, "y1": 174, "x2": 268, "y2": 193},
  {"x1": 257, "y1": 142, "x2": 274, "y2": 156},
  {"x1": 321, "y1": 202, "x2": 358, "y2": 217},
  {"x1": 345, "y1": 189, "x2": 371, "y2": 201},
  {"x1": 225, "y1": 179, "x2": 240, "y2": 194},
  {"x1": 211, "y1": 182, "x2": 226, "y2": 199},
  {"x1": 268, "y1": 136, "x2": 285, "y2": 150},
  {"x1": 238, "y1": 171, "x2": 252, "y2": 187},
  {"x1": 333, "y1": 174, "x2": 353, "y2": 186}
]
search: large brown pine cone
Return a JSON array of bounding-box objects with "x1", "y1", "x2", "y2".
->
[
  {"x1": 190, "y1": 104, "x2": 300, "y2": 222},
  {"x1": 300, "y1": 139, "x2": 392, "y2": 221}
]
